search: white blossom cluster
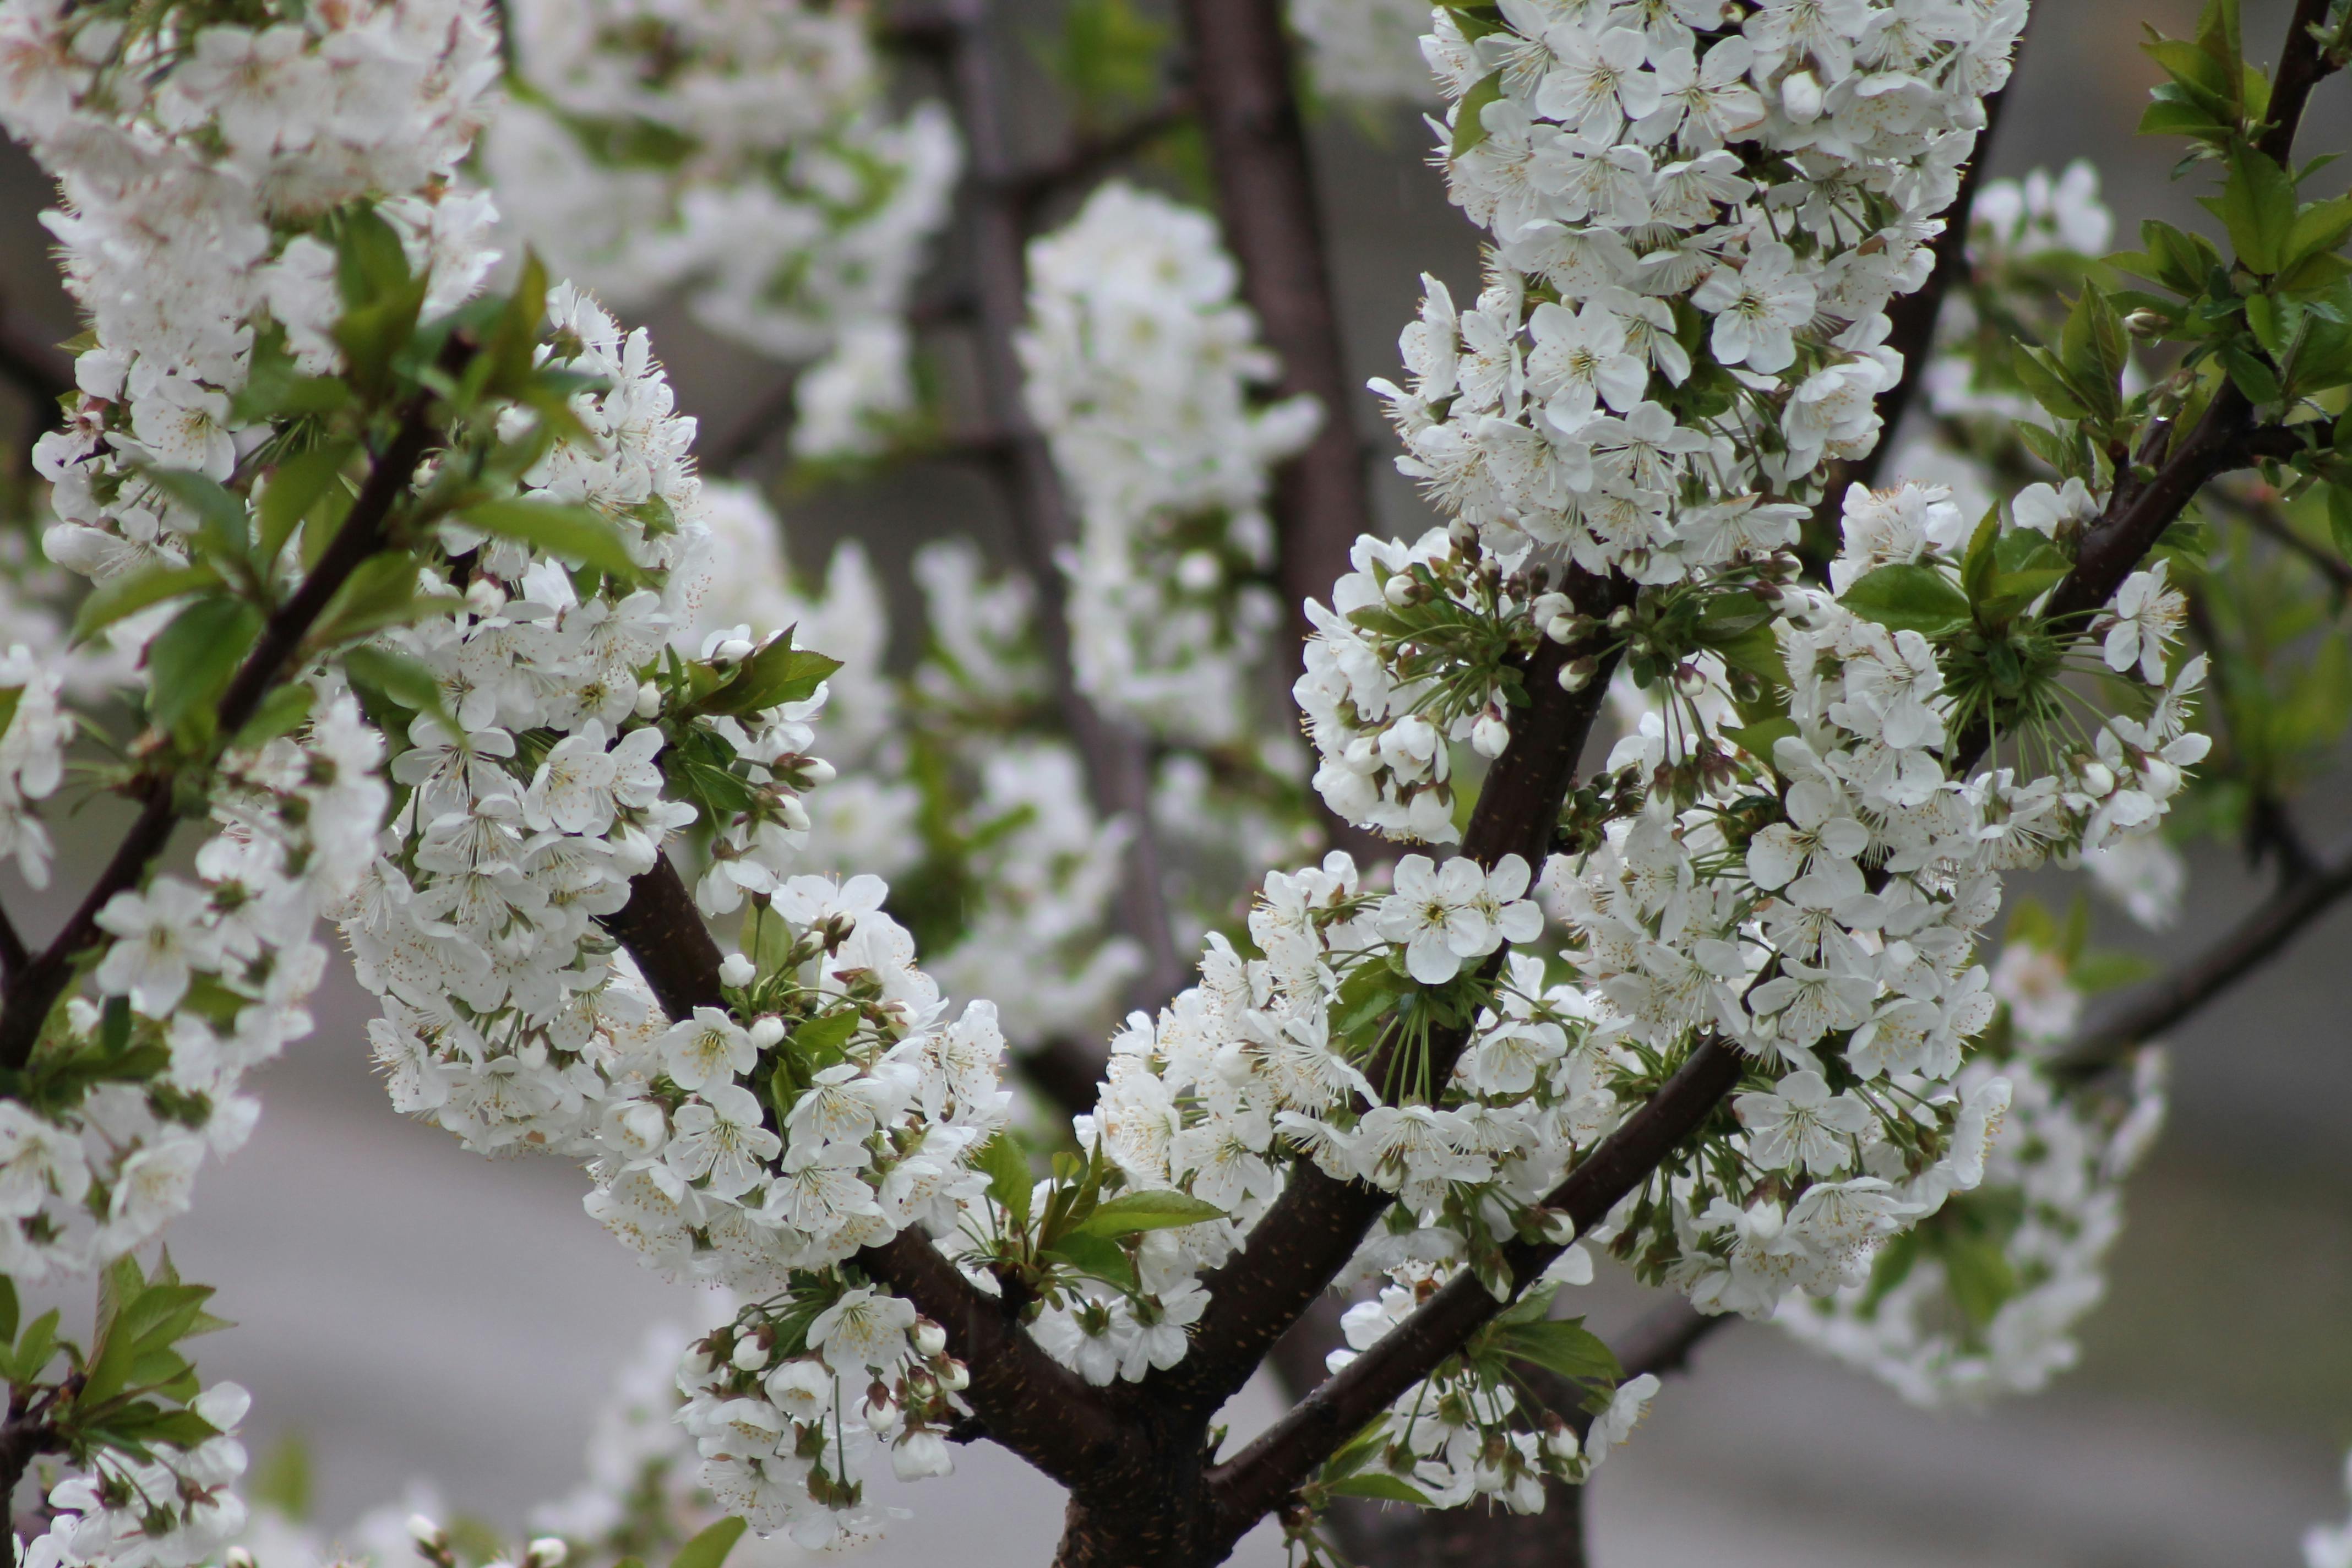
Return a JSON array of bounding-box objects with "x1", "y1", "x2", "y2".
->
[
  {"x1": 0, "y1": 642, "x2": 74, "y2": 886},
  {"x1": 22, "y1": 1381, "x2": 255, "y2": 1568},
  {"x1": 482, "y1": 0, "x2": 961, "y2": 459},
  {"x1": 1289, "y1": 0, "x2": 1446, "y2": 104},
  {"x1": 1775, "y1": 921, "x2": 2168, "y2": 1403},
  {"x1": 0, "y1": 0, "x2": 489, "y2": 1284},
  {"x1": 1327, "y1": 1284, "x2": 1659, "y2": 1509},
  {"x1": 1021, "y1": 182, "x2": 1321, "y2": 747},
  {"x1": 1302, "y1": 0, "x2": 2026, "y2": 834}
]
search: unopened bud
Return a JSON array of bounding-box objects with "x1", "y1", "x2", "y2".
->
[
  {"x1": 2124, "y1": 308, "x2": 2166, "y2": 338},
  {"x1": 525, "y1": 1540, "x2": 568, "y2": 1568},
  {"x1": 940, "y1": 1362, "x2": 970, "y2": 1391},
  {"x1": 1558, "y1": 657, "x2": 1598, "y2": 694},
  {"x1": 732, "y1": 1333, "x2": 770, "y2": 1371},
  {"x1": 802, "y1": 757, "x2": 837, "y2": 786},
  {"x1": 715, "y1": 636, "x2": 755, "y2": 665},
  {"x1": 1384, "y1": 573, "x2": 1417, "y2": 607},
  {"x1": 914, "y1": 1320, "x2": 948, "y2": 1358},
  {"x1": 750, "y1": 1015, "x2": 787, "y2": 1049},
  {"x1": 1781, "y1": 69, "x2": 1823, "y2": 123},
  {"x1": 1544, "y1": 612, "x2": 1587, "y2": 644},
  {"x1": 634, "y1": 679, "x2": 661, "y2": 719},
  {"x1": 718, "y1": 952, "x2": 756, "y2": 988},
  {"x1": 225, "y1": 1550, "x2": 257, "y2": 1568},
  {"x1": 1606, "y1": 605, "x2": 1634, "y2": 630},
  {"x1": 408, "y1": 1516, "x2": 448, "y2": 1552}
]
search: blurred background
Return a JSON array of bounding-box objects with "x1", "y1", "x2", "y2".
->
[{"x1": 2, "y1": 0, "x2": 2350, "y2": 1563}]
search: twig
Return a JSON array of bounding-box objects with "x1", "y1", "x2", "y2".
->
[
  {"x1": 1000, "y1": 92, "x2": 1198, "y2": 213},
  {"x1": 0, "y1": 902, "x2": 26, "y2": 979},
  {"x1": 939, "y1": 0, "x2": 1189, "y2": 1008},
  {"x1": 2053, "y1": 830, "x2": 2352, "y2": 1082},
  {"x1": 0, "y1": 380, "x2": 452, "y2": 1072}
]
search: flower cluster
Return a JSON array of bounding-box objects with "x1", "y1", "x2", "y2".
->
[
  {"x1": 22, "y1": 1380, "x2": 254, "y2": 1568},
  {"x1": 675, "y1": 1287, "x2": 970, "y2": 1548},
  {"x1": 1021, "y1": 182, "x2": 1320, "y2": 747},
  {"x1": 0, "y1": 643, "x2": 74, "y2": 886},
  {"x1": 483, "y1": 0, "x2": 961, "y2": 459},
  {"x1": 1304, "y1": 0, "x2": 2025, "y2": 830},
  {"x1": 0, "y1": 0, "x2": 491, "y2": 1284},
  {"x1": 1776, "y1": 915, "x2": 2168, "y2": 1404}
]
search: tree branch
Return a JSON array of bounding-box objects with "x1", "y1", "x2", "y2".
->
[
  {"x1": 2052, "y1": 830, "x2": 2352, "y2": 1082},
  {"x1": 1173, "y1": 0, "x2": 1390, "y2": 865},
  {"x1": 938, "y1": 0, "x2": 1188, "y2": 1008},
  {"x1": 1000, "y1": 93, "x2": 1199, "y2": 213},
  {"x1": 597, "y1": 856, "x2": 1135, "y2": 1489},
  {"x1": 1145, "y1": 579, "x2": 1633, "y2": 1422},
  {"x1": 1205, "y1": 1036, "x2": 1744, "y2": 1549},
  {"x1": 0, "y1": 379, "x2": 451, "y2": 1073}
]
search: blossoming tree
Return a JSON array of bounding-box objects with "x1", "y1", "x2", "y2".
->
[{"x1": 0, "y1": 0, "x2": 2345, "y2": 1565}]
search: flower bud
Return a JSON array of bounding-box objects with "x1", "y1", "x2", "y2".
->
[
  {"x1": 408, "y1": 1517, "x2": 448, "y2": 1551},
  {"x1": 2077, "y1": 760, "x2": 2115, "y2": 797},
  {"x1": 718, "y1": 952, "x2": 756, "y2": 988},
  {"x1": 1471, "y1": 711, "x2": 1512, "y2": 759},
  {"x1": 803, "y1": 757, "x2": 837, "y2": 785},
  {"x1": 634, "y1": 680, "x2": 661, "y2": 719},
  {"x1": 1606, "y1": 605, "x2": 1634, "y2": 630},
  {"x1": 940, "y1": 1361, "x2": 970, "y2": 1391},
  {"x1": 1558, "y1": 656, "x2": 1597, "y2": 693},
  {"x1": 1384, "y1": 573, "x2": 1417, "y2": 607},
  {"x1": 525, "y1": 1540, "x2": 568, "y2": 1568},
  {"x1": 716, "y1": 636, "x2": 755, "y2": 665},
  {"x1": 749, "y1": 1015, "x2": 787, "y2": 1049},
  {"x1": 1781, "y1": 69, "x2": 1822, "y2": 123},
  {"x1": 732, "y1": 1333, "x2": 770, "y2": 1371},
  {"x1": 2124, "y1": 308, "x2": 2166, "y2": 337},
  {"x1": 614, "y1": 1099, "x2": 666, "y2": 1157},
  {"x1": 914, "y1": 1320, "x2": 948, "y2": 1358},
  {"x1": 226, "y1": 1551, "x2": 257, "y2": 1568}
]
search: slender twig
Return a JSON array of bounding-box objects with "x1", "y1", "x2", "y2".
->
[
  {"x1": 2054, "y1": 830, "x2": 2352, "y2": 1082},
  {"x1": 1000, "y1": 91, "x2": 1198, "y2": 214},
  {"x1": 2232, "y1": 488, "x2": 2352, "y2": 598},
  {"x1": 0, "y1": 902, "x2": 26, "y2": 979},
  {"x1": 0, "y1": 377, "x2": 452, "y2": 1072},
  {"x1": 938, "y1": 0, "x2": 1189, "y2": 1008}
]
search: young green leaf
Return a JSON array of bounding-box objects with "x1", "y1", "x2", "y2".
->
[
  {"x1": 147, "y1": 595, "x2": 262, "y2": 737},
  {"x1": 70, "y1": 561, "x2": 224, "y2": 646},
  {"x1": 698, "y1": 632, "x2": 843, "y2": 717},
  {"x1": 1069, "y1": 1190, "x2": 1225, "y2": 1238},
  {"x1": 455, "y1": 499, "x2": 639, "y2": 578},
  {"x1": 1326, "y1": 1473, "x2": 1436, "y2": 1506},
  {"x1": 1496, "y1": 1315, "x2": 1624, "y2": 1384},
  {"x1": 975, "y1": 1134, "x2": 1033, "y2": 1231},
  {"x1": 668, "y1": 1516, "x2": 748, "y2": 1568},
  {"x1": 1838, "y1": 563, "x2": 1972, "y2": 636},
  {"x1": 258, "y1": 442, "x2": 357, "y2": 569}
]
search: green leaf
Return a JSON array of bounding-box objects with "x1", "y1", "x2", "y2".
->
[
  {"x1": 667, "y1": 1516, "x2": 748, "y2": 1568},
  {"x1": 2057, "y1": 287, "x2": 2127, "y2": 421},
  {"x1": 2012, "y1": 345, "x2": 2093, "y2": 422},
  {"x1": 698, "y1": 631, "x2": 842, "y2": 717},
  {"x1": 341, "y1": 645, "x2": 455, "y2": 736},
  {"x1": 1727, "y1": 716, "x2": 1797, "y2": 759},
  {"x1": 71, "y1": 562, "x2": 223, "y2": 646},
  {"x1": 233, "y1": 683, "x2": 316, "y2": 750},
  {"x1": 455, "y1": 499, "x2": 638, "y2": 578},
  {"x1": 1326, "y1": 1473, "x2": 1435, "y2": 1506},
  {"x1": 1042, "y1": 1231, "x2": 1139, "y2": 1291},
  {"x1": 0, "y1": 1276, "x2": 17, "y2": 1348},
  {"x1": 147, "y1": 595, "x2": 260, "y2": 738},
  {"x1": 2327, "y1": 487, "x2": 2352, "y2": 560},
  {"x1": 311, "y1": 552, "x2": 464, "y2": 647},
  {"x1": 1450, "y1": 72, "x2": 1506, "y2": 155},
  {"x1": 141, "y1": 469, "x2": 254, "y2": 578},
  {"x1": 258, "y1": 443, "x2": 356, "y2": 570},
  {"x1": 2220, "y1": 339, "x2": 2283, "y2": 403},
  {"x1": 1070, "y1": 1190, "x2": 1226, "y2": 1238},
  {"x1": 975, "y1": 1134, "x2": 1033, "y2": 1231},
  {"x1": 2286, "y1": 193, "x2": 2352, "y2": 268},
  {"x1": 1497, "y1": 1315, "x2": 1623, "y2": 1384},
  {"x1": 2206, "y1": 143, "x2": 2296, "y2": 273},
  {"x1": 1837, "y1": 563, "x2": 1972, "y2": 636},
  {"x1": 786, "y1": 1009, "x2": 859, "y2": 1074}
]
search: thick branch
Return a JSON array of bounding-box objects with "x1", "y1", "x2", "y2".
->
[
  {"x1": 1206, "y1": 1037, "x2": 1744, "y2": 1548},
  {"x1": 1147, "y1": 586, "x2": 1631, "y2": 1420},
  {"x1": 2052, "y1": 830, "x2": 2352, "y2": 1081},
  {"x1": 939, "y1": 0, "x2": 1187, "y2": 1006},
  {"x1": 597, "y1": 857, "x2": 1134, "y2": 1488},
  {"x1": 0, "y1": 387, "x2": 447, "y2": 1072}
]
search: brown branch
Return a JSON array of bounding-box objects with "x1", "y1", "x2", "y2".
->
[
  {"x1": 1001, "y1": 93, "x2": 1199, "y2": 214},
  {"x1": 597, "y1": 856, "x2": 1136, "y2": 1489},
  {"x1": 0, "y1": 315, "x2": 69, "y2": 412},
  {"x1": 1145, "y1": 580, "x2": 1632, "y2": 1425},
  {"x1": 0, "y1": 380, "x2": 451, "y2": 1073},
  {"x1": 939, "y1": 0, "x2": 1189, "y2": 1008},
  {"x1": 1173, "y1": 0, "x2": 1387, "y2": 865},
  {"x1": 1205, "y1": 1036, "x2": 1744, "y2": 1551},
  {"x1": 2052, "y1": 830, "x2": 2352, "y2": 1082},
  {"x1": 0, "y1": 902, "x2": 26, "y2": 979}
]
